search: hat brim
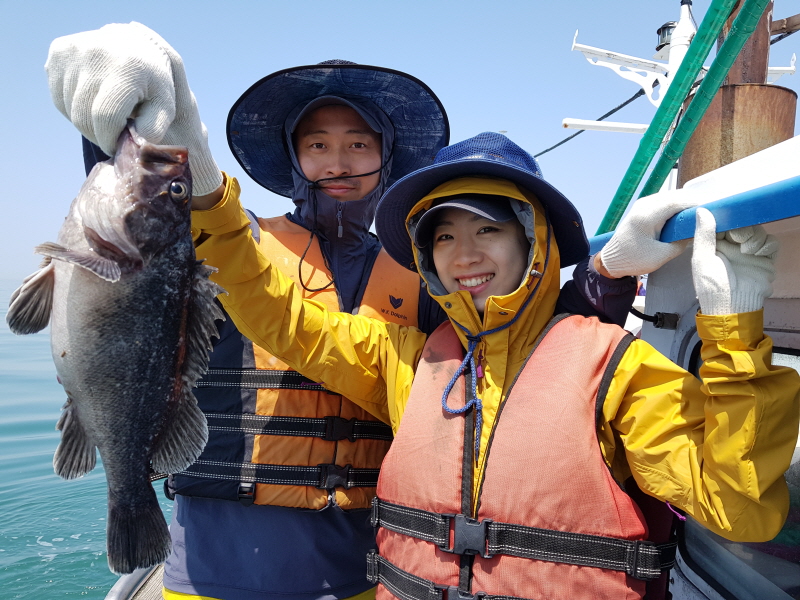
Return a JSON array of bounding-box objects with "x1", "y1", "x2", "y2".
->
[
  {"x1": 227, "y1": 64, "x2": 449, "y2": 197},
  {"x1": 375, "y1": 159, "x2": 590, "y2": 270},
  {"x1": 413, "y1": 196, "x2": 517, "y2": 248}
]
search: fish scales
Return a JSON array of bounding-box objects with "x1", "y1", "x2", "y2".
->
[{"x1": 7, "y1": 125, "x2": 223, "y2": 574}]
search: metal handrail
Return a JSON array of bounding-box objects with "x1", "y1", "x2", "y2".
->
[
  {"x1": 595, "y1": 0, "x2": 739, "y2": 234},
  {"x1": 638, "y1": 0, "x2": 775, "y2": 198}
]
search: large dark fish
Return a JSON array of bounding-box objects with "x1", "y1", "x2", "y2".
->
[{"x1": 6, "y1": 126, "x2": 223, "y2": 574}]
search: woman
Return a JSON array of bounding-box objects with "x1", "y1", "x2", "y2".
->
[{"x1": 194, "y1": 132, "x2": 799, "y2": 600}]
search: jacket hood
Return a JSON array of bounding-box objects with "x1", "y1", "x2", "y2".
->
[{"x1": 406, "y1": 177, "x2": 561, "y2": 346}]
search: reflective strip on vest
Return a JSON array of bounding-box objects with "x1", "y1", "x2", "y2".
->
[
  {"x1": 197, "y1": 368, "x2": 329, "y2": 391},
  {"x1": 179, "y1": 460, "x2": 380, "y2": 489},
  {"x1": 375, "y1": 315, "x2": 651, "y2": 600},
  {"x1": 204, "y1": 412, "x2": 393, "y2": 442}
]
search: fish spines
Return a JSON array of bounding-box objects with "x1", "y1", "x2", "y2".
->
[
  {"x1": 106, "y1": 487, "x2": 170, "y2": 575},
  {"x1": 147, "y1": 261, "x2": 222, "y2": 474}
]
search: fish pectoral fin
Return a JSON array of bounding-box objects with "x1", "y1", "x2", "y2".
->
[
  {"x1": 35, "y1": 241, "x2": 122, "y2": 283},
  {"x1": 54, "y1": 399, "x2": 97, "y2": 479},
  {"x1": 6, "y1": 259, "x2": 55, "y2": 334}
]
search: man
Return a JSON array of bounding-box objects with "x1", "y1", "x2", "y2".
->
[{"x1": 47, "y1": 22, "x2": 640, "y2": 600}]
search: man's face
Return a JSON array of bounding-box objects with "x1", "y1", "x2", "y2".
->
[
  {"x1": 431, "y1": 207, "x2": 530, "y2": 316},
  {"x1": 294, "y1": 105, "x2": 382, "y2": 202}
]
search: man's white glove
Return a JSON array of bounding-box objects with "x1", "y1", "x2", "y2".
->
[
  {"x1": 599, "y1": 188, "x2": 705, "y2": 277},
  {"x1": 691, "y1": 207, "x2": 778, "y2": 315},
  {"x1": 46, "y1": 22, "x2": 222, "y2": 196}
]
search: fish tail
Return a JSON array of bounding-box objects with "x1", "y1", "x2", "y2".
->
[{"x1": 106, "y1": 488, "x2": 170, "y2": 575}]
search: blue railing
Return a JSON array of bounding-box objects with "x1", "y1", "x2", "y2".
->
[{"x1": 588, "y1": 174, "x2": 800, "y2": 255}]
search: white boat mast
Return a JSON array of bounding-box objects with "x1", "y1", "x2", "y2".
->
[{"x1": 565, "y1": 0, "x2": 795, "y2": 135}]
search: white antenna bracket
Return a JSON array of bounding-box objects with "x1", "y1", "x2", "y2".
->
[
  {"x1": 767, "y1": 54, "x2": 797, "y2": 84},
  {"x1": 572, "y1": 30, "x2": 668, "y2": 107},
  {"x1": 562, "y1": 118, "x2": 648, "y2": 134}
]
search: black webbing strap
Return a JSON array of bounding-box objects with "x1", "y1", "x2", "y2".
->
[
  {"x1": 487, "y1": 522, "x2": 671, "y2": 581},
  {"x1": 177, "y1": 460, "x2": 379, "y2": 489},
  {"x1": 371, "y1": 498, "x2": 676, "y2": 581},
  {"x1": 366, "y1": 551, "x2": 534, "y2": 600},
  {"x1": 205, "y1": 412, "x2": 393, "y2": 442},
  {"x1": 197, "y1": 368, "x2": 330, "y2": 392}
]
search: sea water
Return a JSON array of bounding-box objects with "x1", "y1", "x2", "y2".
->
[{"x1": 0, "y1": 279, "x2": 172, "y2": 599}]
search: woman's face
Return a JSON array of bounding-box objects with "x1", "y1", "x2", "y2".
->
[{"x1": 431, "y1": 207, "x2": 530, "y2": 315}]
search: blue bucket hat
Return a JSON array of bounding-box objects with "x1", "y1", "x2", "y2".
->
[
  {"x1": 227, "y1": 60, "x2": 450, "y2": 197},
  {"x1": 375, "y1": 132, "x2": 590, "y2": 269}
]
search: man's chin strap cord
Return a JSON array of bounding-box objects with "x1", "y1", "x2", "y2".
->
[{"x1": 292, "y1": 148, "x2": 394, "y2": 294}]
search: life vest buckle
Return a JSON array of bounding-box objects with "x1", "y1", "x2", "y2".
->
[
  {"x1": 436, "y1": 586, "x2": 487, "y2": 600},
  {"x1": 237, "y1": 482, "x2": 256, "y2": 506},
  {"x1": 323, "y1": 416, "x2": 357, "y2": 441},
  {"x1": 317, "y1": 463, "x2": 353, "y2": 489},
  {"x1": 440, "y1": 514, "x2": 493, "y2": 559}
]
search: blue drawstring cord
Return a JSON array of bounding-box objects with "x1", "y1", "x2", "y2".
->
[
  {"x1": 439, "y1": 211, "x2": 552, "y2": 464},
  {"x1": 440, "y1": 288, "x2": 539, "y2": 463},
  {"x1": 441, "y1": 333, "x2": 484, "y2": 462}
]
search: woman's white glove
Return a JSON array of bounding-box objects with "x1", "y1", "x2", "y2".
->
[
  {"x1": 599, "y1": 188, "x2": 705, "y2": 277},
  {"x1": 45, "y1": 22, "x2": 222, "y2": 195},
  {"x1": 691, "y1": 207, "x2": 778, "y2": 315}
]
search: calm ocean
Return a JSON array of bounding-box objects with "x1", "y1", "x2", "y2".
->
[{"x1": 0, "y1": 279, "x2": 172, "y2": 599}]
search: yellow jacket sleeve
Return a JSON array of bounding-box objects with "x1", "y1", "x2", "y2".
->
[
  {"x1": 600, "y1": 311, "x2": 800, "y2": 542},
  {"x1": 191, "y1": 176, "x2": 426, "y2": 430}
]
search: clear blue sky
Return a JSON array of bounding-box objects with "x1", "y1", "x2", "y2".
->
[{"x1": 1, "y1": 0, "x2": 799, "y2": 281}]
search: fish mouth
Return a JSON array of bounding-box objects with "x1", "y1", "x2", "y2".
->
[{"x1": 116, "y1": 124, "x2": 189, "y2": 178}]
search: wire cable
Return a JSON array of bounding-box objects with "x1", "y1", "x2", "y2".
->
[
  {"x1": 771, "y1": 29, "x2": 798, "y2": 44},
  {"x1": 535, "y1": 88, "x2": 646, "y2": 158}
]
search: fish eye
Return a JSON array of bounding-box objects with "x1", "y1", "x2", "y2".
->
[{"x1": 169, "y1": 181, "x2": 189, "y2": 201}]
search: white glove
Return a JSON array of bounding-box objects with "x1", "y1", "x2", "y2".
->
[
  {"x1": 691, "y1": 207, "x2": 778, "y2": 315},
  {"x1": 46, "y1": 22, "x2": 222, "y2": 195},
  {"x1": 599, "y1": 188, "x2": 705, "y2": 277}
]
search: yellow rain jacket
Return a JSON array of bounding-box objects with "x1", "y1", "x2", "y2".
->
[{"x1": 193, "y1": 174, "x2": 800, "y2": 542}]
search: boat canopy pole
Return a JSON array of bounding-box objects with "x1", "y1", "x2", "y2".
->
[
  {"x1": 638, "y1": 0, "x2": 775, "y2": 199},
  {"x1": 596, "y1": 0, "x2": 738, "y2": 234}
]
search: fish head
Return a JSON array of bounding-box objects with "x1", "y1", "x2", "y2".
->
[
  {"x1": 75, "y1": 126, "x2": 193, "y2": 269},
  {"x1": 116, "y1": 127, "x2": 193, "y2": 258}
]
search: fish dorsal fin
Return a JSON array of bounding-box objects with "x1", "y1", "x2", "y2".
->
[
  {"x1": 35, "y1": 242, "x2": 122, "y2": 282},
  {"x1": 53, "y1": 398, "x2": 97, "y2": 479},
  {"x1": 7, "y1": 259, "x2": 56, "y2": 334},
  {"x1": 150, "y1": 261, "x2": 224, "y2": 473}
]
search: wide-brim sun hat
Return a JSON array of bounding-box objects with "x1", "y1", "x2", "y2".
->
[
  {"x1": 227, "y1": 60, "x2": 450, "y2": 197},
  {"x1": 375, "y1": 132, "x2": 589, "y2": 270}
]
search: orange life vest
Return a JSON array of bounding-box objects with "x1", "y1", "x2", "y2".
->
[
  {"x1": 368, "y1": 314, "x2": 675, "y2": 600},
  {"x1": 172, "y1": 215, "x2": 420, "y2": 510}
]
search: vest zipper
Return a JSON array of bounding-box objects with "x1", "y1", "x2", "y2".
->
[{"x1": 459, "y1": 370, "x2": 477, "y2": 591}]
